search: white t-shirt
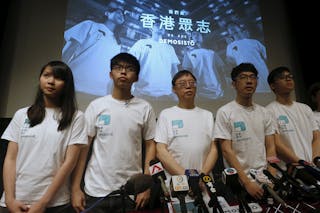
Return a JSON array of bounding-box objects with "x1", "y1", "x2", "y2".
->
[
  {"x1": 266, "y1": 101, "x2": 318, "y2": 162},
  {"x1": 0, "y1": 107, "x2": 87, "y2": 207},
  {"x1": 314, "y1": 111, "x2": 320, "y2": 130},
  {"x1": 214, "y1": 101, "x2": 275, "y2": 176},
  {"x1": 84, "y1": 95, "x2": 156, "y2": 197},
  {"x1": 226, "y1": 38, "x2": 270, "y2": 93},
  {"x1": 155, "y1": 106, "x2": 214, "y2": 205},
  {"x1": 182, "y1": 48, "x2": 223, "y2": 99},
  {"x1": 129, "y1": 38, "x2": 180, "y2": 97},
  {"x1": 63, "y1": 20, "x2": 121, "y2": 96}
]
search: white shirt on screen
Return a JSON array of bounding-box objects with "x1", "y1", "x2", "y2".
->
[
  {"x1": 129, "y1": 38, "x2": 180, "y2": 97},
  {"x1": 63, "y1": 20, "x2": 121, "y2": 96},
  {"x1": 226, "y1": 38, "x2": 270, "y2": 93}
]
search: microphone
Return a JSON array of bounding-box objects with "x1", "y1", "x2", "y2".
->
[
  {"x1": 149, "y1": 159, "x2": 170, "y2": 199},
  {"x1": 81, "y1": 174, "x2": 153, "y2": 213},
  {"x1": 287, "y1": 163, "x2": 320, "y2": 190},
  {"x1": 200, "y1": 173, "x2": 224, "y2": 213},
  {"x1": 249, "y1": 170, "x2": 287, "y2": 207},
  {"x1": 170, "y1": 175, "x2": 189, "y2": 213},
  {"x1": 262, "y1": 169, "x2": 292, "y2": 199},
  {"x1": 314, "y1": 157, "x2": 320, "y2": 168},
  {"x1": 185, "y1": 169, "x2": 209, "y2": 213},
  {"x1": 298, "y1": 159, "x2": 320, "y2": 181},
  {"x1": 117, "y1": 173, "x2": 154, "y2": 195},
  {"x1": 267, "y1": 157, "x2": 317, "y2": 197},
  {"x1": 222, "y1": 168, "x2": 252, "y2": 213},
  {"x1": 263, "y1": 170, "x2": 286, "y2": 191}
]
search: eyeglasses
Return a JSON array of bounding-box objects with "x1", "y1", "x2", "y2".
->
[
  {"x1": 175, "y1": 80, "x2": 197, "y2": 88},
  {"x1": 237, "y1": 74, "x2": 258, "y2": 81},
  {"x1": 277, "y1": 74, "x2": 294, "y2": 80},
  {"x1": 112, "y1": 64, "x2": 136, "y2": 73}
]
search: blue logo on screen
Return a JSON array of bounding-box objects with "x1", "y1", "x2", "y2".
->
[
  {"x1": 234, "y1": 121, "x2": 246, "y2": 131},
  {"x1": 98, "y1": 114, "x2": 111, "y2": 125},
  {"x1": 172, "y1": 120, "x2": 183, "y2": 129}
]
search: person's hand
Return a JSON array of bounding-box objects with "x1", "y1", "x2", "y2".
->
[
  {"x1": 72, "y1": 189, "x2": 86, "y2": 213},
  {"x1": 244, "y1": 181, "x2": 264, "y2": 200},
  {"x1": 6, "y1": 199, "x2": 29, "y2": 213},
  {"x1": 135, "y1": 188, "x2": 151, "y2": 210},
  {"x1": 26, "y1": 201, "x2": 46, "y2": 213}
]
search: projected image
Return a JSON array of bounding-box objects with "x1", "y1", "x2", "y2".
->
[{"x1": 62, "y1": 0, "x2": 269, "y2": 100}]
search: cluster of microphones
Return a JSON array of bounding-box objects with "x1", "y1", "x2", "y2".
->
[
  {"x1": 148, "y1": 157, "x2": 320, "y2": 213},
  {"x1": 80, "y1": 157, "x2": 320, "y2": 213},
  {"x1": 149, "y1": 159, "x2": 225, "y2": 213}
]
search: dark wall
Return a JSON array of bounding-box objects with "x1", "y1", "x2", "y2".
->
[
  {"x1": 0, "y1": 118, "x2": 11, "y2": 195},
  {"x1": 284, "y1": 1, "x2": 319, "y2": 89}
]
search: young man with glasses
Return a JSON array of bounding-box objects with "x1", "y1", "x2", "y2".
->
[
  {"x1": 266, "y1": 66, "x2": 320, "y2": 165},
  {"x1": 155, "y1": 70, "x2": 218, "y2": 212},
  {"x1": 214, "y1": 63, "x2": 277, "y2": 200},
  {"x1": 71, "y1": 53, "x2": 157, "y2": 213}
]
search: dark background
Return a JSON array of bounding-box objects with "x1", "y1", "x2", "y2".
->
[{"x1": 284, "y1": 1, "x2": 318, "y2": 88}]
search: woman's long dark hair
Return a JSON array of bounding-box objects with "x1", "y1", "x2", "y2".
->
[{"x1": 27, "y1": 61, "x2": 77, "y2": 131}]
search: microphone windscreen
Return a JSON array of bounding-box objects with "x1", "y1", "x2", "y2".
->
[
  {"x1": 314, "y1": 157, "x2": 320, "y2": 168},
  {"x1": 125, "y1": 174, "x2": 154, "y2": 194}
]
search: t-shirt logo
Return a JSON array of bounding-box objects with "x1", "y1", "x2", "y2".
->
[
  {"x1": 98, "y1": 114, "x2": 111, "y2": 125},
  {"x1": 24, "y1": 118, "x2": 30, "y2": 124},
  {"x1": 277, "y1": 115, "x2": 291, "y2": 132},
  {"x1": 172, "y1": 120, "x2": 184, "y2": 137},
  {"x1": 278, "y1": 115, "x2": 289, "y2": 124},
  {"x1": 234, "y1": 121, "x2": 246, "y2": 131},
  {"x1": 233, "y1": 121, "x2": 246, "y2": 140},
  {"x1": 172, "y1": 120, "x2": 183, "y2": 129},
  {"x1": 21, "y1": 118, "x2": 31, "y2": 135}
]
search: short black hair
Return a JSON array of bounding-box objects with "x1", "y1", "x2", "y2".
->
[
  {"x1": 172, "y1": 70, "x2": 196, "y2": 86},
  {"x1": 110, "y1": 53, "x2": 140, "y2": 76},
  {"x1": 267, "y1": 66, "x2": 290, "y2": 85},
  {"x1": 309, "y1": 82, "x2": 320, "y2": 97},
  {"x1": 231, "y1": 63, "x2": 258, "y2": 81},
  {"x1": 308, "y1": 82, "x2": 320, "y2": 110}
]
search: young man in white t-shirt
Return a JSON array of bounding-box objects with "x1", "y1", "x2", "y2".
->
[
  {"x1": 71, "y1": 53, "x2": 157, "y2": 213},
  {"x1": 266, "y1": 66, "x2": 320, "y2": 163},
  {"x1": 155, "y1": 70, "x2": 218, "y2": 212},
  {"x1": 214, "y1": 63, "x2": 277, "y2": 200}
]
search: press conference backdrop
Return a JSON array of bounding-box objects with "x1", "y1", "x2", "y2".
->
[{"x1": 0, "y1": 0, "x2": 299, "y2": 117}]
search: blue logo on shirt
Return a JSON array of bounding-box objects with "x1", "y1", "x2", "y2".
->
[
  {"x1": 172, "y1": 120, "x2": 183, "y2": 129},
  {"x1": 98, "y1": 114, "x2": 111, "y2": 125},
  {"x1": 234, "y1": 121, "x2": 246, "y2": 131},
  {"x1": 24, "y1": 118, "x2": 30, "y2": 124},
  {"x1": 278, "y1": 115, "x2": 289, "y2": 124}
]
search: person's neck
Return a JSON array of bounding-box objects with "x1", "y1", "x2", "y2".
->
[
  {"x1": 276, "y1": 93, "x2": 293, "y2": 105},
  {"x1": 112, "y1": 88, "x2": 133, "y2": 101},
  {"x1": 235, "y1": 96, "x2": 253, "y2": 107},
  {"x1": 152, "y1": 34, "x2": 161, "y2": 41},
  {"x1": 105, "y1": 21, "x2": 116, "y2": 31},
  {"x1": 44, "y1": 97, "x2": 59, "y2": 108},
  {"x1": 177, "y1": 100, "x2": 195, "y2": 109}
]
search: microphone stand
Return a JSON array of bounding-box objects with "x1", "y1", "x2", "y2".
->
[{"x1": 120, "y1": 185, "x2": 126, "y2": 213}]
